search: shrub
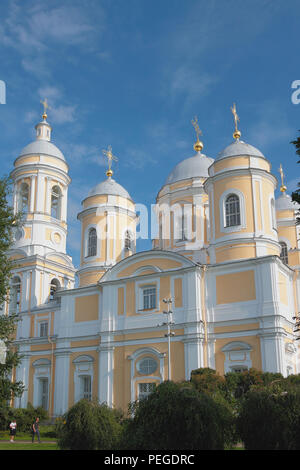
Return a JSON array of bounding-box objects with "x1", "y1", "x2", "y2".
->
[
  {"x1": 57, "y1": 399, "x2": 122, "y2": 450},
  {"x1": 121, "y1": 381, "x2": 230, "y2": 450},
  {"x1": 0, "y1": 403, "x2": 48, "y2": 433},
  {"x1": 237, "y1": 387, "x2": 300, "y2": 450}
]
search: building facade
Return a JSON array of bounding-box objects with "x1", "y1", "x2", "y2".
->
[{"x1": 4, "y1": 108, "x2": 300, "y2": 416}]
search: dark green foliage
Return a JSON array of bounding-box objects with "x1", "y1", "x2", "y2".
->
[
  {"x1": 0, "y1": 176, "x2": 24, "y2": 404},
  {"x1": 224, "y1": 368, "x2": 283, "y2": 400},
  {"x1": 237, "y1": 387, "x2": 300, "y2": 450},
  {"x1": 121, "y1": 381, "x2": 230, "y2": 450},
  {"x1": 190, "y1": 367, "x2": 225, "y2": 394},
  {"x1": 291, "y1": 131, "x2": 300, "y2": 223},
  {"x1": 0, "y1": 402, "x2": 48, "y2": 433},
  {"x1": 56, "y1": 399, "x2": 122, "y2": 450}
]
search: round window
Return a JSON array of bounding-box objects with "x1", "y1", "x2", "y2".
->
[{"x1": 137, "y1": 357, "x2": 157, "y2": 375}]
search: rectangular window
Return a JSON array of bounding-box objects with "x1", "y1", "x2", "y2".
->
[
  {"x1": 39, "y1": 321, "x2": 48, "y2": 338},
  {"x1": 39, "y1": 378, "x2": 49, "y2": 410},
  {"x1": 81, "y1": 376, "x2": 92, "y2": 400},
  {"x1": 143, "y1": 287, "x2": 156, "y2": 310},
  {"x1": 138, "y1": 382, "x2": 156, "y2": 400}
]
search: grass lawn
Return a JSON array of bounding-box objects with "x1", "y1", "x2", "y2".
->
[
  {"x1": 0, "y1": 441, "x2": 58, "y2": 450},
  {"x1": 0, "y1": 425, "x2": 58, "y2": 450}
]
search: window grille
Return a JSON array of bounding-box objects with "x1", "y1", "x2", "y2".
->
[
  {"x1": 138, "y1": 357, "x2": 157, "y2": 375},
  {"x1": 40, "y1": 322, "x2": 48, "y2": 338},
  {"x1": 225, "y1": 194, "x2": 241, "y2": 227},
  {"x1": 138, "y1": 382, "x2": 156, "y2": 400},
  {"x1": 39, "y1": 378, "x2": 49, "y2": 410},
  {"x1": 87, "y1": 228, "x2": 97, "y2": 257},
  {"x1": 279, "y1": 242, "x2": 288, "y2": 264},
  {"x1": 51, "y1": 185, "x2": 61, "y2": 220},
  {"x1": 143, "y1": 287, "x2": 156, "y2": 310},
  {"x1": 81, "y1": 376, "x2": 92, "y2": 400}
]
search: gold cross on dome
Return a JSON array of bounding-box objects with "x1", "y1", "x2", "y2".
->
[
  {"x1": 231, "y1": 103, "x2": 239, "y2": 131},
  {"x1": 230, "y1": 103, "x2": 241, "y2": 139},
  {"x1": 102, "y1": 145, "x2": 118, "y2": 176},
  {"x1": 279, "y1": 163, "x2": 287, "y2": 192},
  {"x1": 191, "y1": 116, "x2": 202, "y2": 141},
  {"x1": 40, "y1": 98, "x2": 50, "y2": 119}
]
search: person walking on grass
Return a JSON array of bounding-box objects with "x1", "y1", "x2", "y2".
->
[
  {"x1": 9, "y1": 419, "x2": 17, "y2": 442},
  {"x1": 32, "y1": 417, "x2": 41, "y2": 443}
]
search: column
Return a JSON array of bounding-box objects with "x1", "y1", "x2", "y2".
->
[
  {"x1": 53, "y1": 348, "x2": 71, "y2": 416},
  {"x1": 98, "y1": 344, "x2": 115, "y2": 407}
]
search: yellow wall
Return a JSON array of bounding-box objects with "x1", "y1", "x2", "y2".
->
[
  {"x1": 215, "y1": 244, "x2": 256, "y2": 263},
  {"x1": 74, "y1": 294, "x2": 99, "y2": 322},
  {"x1": 216, "y1": 270, "x2": 256, "y2": 304}
]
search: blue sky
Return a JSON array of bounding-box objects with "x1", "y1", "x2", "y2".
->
[{"x1": 0, "y1": 0, "x2": 299, "y2": 268}]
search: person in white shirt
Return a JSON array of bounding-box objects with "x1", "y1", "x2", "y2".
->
[{"x1": 9, "y1": 419, "x2": 17, "y2": 442}]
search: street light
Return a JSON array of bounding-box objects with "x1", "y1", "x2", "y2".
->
[{"x1": 159, "y1": 298, "x2": 175, "y2": 381}]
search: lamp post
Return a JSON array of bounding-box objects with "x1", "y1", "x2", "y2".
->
[{"x1": 161, "y1": 298, "x2": 175, "y2": 381}]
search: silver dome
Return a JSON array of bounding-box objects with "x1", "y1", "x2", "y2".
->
[
  {"x1": 88, "y1": 177, "x2": 132, "y2": 200},
  {"x1": 165, "y1": 152, "x2": 214, "y2": 185},
  {"x1": 19, "y1": 140, "x2": 65, "y2": 161},
  {"x1": 276, "y1": 192, "x2": 299, "y2": 211},
  {"x1": 216, "y1": 140, "x2": 265, "y2": 161}
]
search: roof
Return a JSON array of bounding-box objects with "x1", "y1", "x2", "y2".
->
[
  {"x1": 276, "y1": 192, "x2": 300, "y2": 211},
  {"x1": 165, "y1": 152, "x2": 214, "y2": 185},
  {"x1": 87, "y1": 177, "x2": 132, "y2": 200},
  {"x1": 19, "y1": 140, "x2": 65, "y2": 161},
  {"x1": 216, "y1": 140, "x2": 265, "y2": 161}
]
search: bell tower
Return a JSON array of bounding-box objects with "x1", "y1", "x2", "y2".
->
[{"x1": 8, "y1": 101, "x2": 75, "y2": 312}]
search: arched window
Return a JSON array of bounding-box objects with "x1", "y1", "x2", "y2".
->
[
  {"x1": 225, "y1": 194, "x2": 241, "y2": 227},
  {"x1": 18, "y1": 182, "x2": 29, "y2": 213},
  {"x1": 124, "y1": 230, "x2": 133, "y2": 251},
  {"x1": 279, "y1": 241, "x2": 288, "y2": 264},
  {"x1": 9, "y1": 276, "x2": 21, "y2": 314},
  {"x1": 51, "y1": 185, "x2": 62, "y2": 220},
  {"x1": 87, "y1": 228, "x2": 97, "y2": 257},
  {"x1": 49, "y1": 278, "x2": 60, "y2": 301}
]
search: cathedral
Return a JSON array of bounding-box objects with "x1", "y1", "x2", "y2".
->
[{"x1": 5, "y1": 102, "x2": 300, "y2": 417}]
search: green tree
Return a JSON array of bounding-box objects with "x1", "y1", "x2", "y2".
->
[
  {"x1": 224, "y1": 368, "x2": 283, "y2": 401},
  {"x1": 57, "y1": 399, "x2": 122, "y2": 450},
  {"x1": 190, "y1": 367, "x2": 225, "y2": 395},
  {"x1": 291, "y1": 131, "x2": 300, "y2": 223},
  {"x1": 0, "y1": 176, "x2": 24, "y2": 404},
  {"x1": 121, "y1": 381, "x2": 231, "y2": 450},
  {"x1": 237, "y1": 387, "x2": 300, "y2": 450}
]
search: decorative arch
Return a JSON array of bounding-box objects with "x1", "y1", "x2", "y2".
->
[
  {"x1": 221, "y1": 341, "x2": 252, "y2": 373},
  {"x1": 49, "y1": 278, "x2": 60, "y2": 301},
  {"x1": 127, "y1": 347, "x2": 165, "y2": 402}
]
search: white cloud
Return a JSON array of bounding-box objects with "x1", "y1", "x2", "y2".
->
[{"x1": 1, "y1": 1, "x2": 107, "y2": 77}]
